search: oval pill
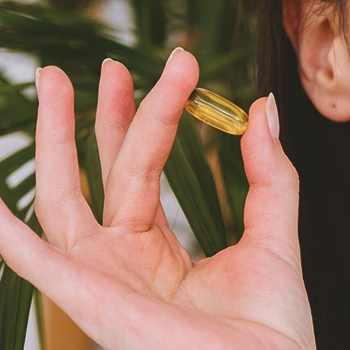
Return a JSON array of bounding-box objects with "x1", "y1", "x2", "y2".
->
[{"x1": 185, "y1": 88, "x2": 248, "y2": 135}]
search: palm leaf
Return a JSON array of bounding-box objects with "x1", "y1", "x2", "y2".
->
[
  {"x1": 0, "y1": 75, "x2": 37, "y2": 135},
  {"x1": 165, "y1": 135, "x2": 227, "y2": 256},
  {"x1": 131, "y1": 0, "x2": 167, "y2": 48},
  {"x1": 218, "y1": 134, "x2": 248, "y2": 240},
  {"x1": 0, "y1": 136, "x2": 37, "y2": 349},
  {"x1": 0, "y1": 212, "x2": 42, "y2": 350},
  {"x1": 83, "y1": 130, "x2": 104, "y2": 224},
  {"x1": 175, "y1": 113, "x2": 226, "y2": 244}
]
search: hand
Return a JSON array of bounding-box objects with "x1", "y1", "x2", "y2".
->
[{"x1": 0, "y1": 50, "x2": 315, "y2": 350}]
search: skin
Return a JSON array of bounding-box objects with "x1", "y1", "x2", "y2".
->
[{"x1": 0, "y1": 50, "x2": 316, "y2": 349}]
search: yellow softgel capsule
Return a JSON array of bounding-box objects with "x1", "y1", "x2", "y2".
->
[{"x1": 185, "y1": 88, "x2": 248, "y2": 135}]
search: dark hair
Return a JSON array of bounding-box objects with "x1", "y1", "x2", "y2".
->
[{"x1": 257, "y1": 1, "x2": 350, "y2": 349}]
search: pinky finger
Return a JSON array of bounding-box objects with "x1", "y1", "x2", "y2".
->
[{"x1": 0, "y1": 199, "x2": 70, "y2": 295}]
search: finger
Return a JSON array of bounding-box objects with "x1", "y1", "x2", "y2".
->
[
  {"x1": 95, "y1": 60, "x2": 136, "y2": 187},
  {"x1": 0, "y1": 199, "x2": 70, "y2": 296},
  {"x1": 35, "y1": 66, "x2": 96, "y2": 249},
  {"x1": 240, "y1": 95, "x2": 301, "y2": 269},
  {"x1": 104, "y1": 49, "x2": 199, "y2": 230},
  {"x1": 95, "y1": 60, "x2": 168, "y2": 227}
]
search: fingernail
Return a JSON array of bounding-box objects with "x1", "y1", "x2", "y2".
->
[
  {"x1": 266, "y1": 93, "x2": 280, "y2": 141},
  {"x1": 102, "y1": 58, "x2": 113, "y2": 67},
  {"x1": 166, "y1": 47, "x2": 184, "y2": 66},
  {"x1": 35, "y1": 67, "x2": 42, "y2": 93}
]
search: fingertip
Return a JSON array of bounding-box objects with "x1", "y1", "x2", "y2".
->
[
  {"x1": 241, "y1": 97, "x2": 278, "y2": 187},
  {"x1": 101, "y1": 59, "x2": 131, "y2": 78},
  {"x1": 40, "y1": 65, "x2": 67, "y2": 77},
  {"x1": 40, "y1": 66, "x2": 72, "y2": 89},
  {"x1": 96, "y1": 59, "x2": 135, "y2": 128},
  {"x1": 241, "y1": 96, "x2": 298, "y2": 189},
  {"x1": 244, "y1": 97, "x2": 270, "y2": 142},
  {"x1": 248, "y1": 97, "x2": 268, "y2": 117},
  {"x1": 241, "y1": 97, "x2": 271, "y2": 156},
  {"x1": 101, "y1": 57, "x2": 113, "y2": 67},
  {"x1": 39, "y1": 66, "x2": 74, "y2": 97},
  {"x1": 99, "y1": 60, "x2": 134, "y2": 94},
  {"x1": 36, "y1": 66, "x2": 75, "y2": 138},
  {"x1": 164, "y1": 50, "x2": 200, "y2": 94},
  {"x1": 181, "y1": 51, "x2": 200, "y2": 82},
  {"x1": 137, "y1": 50, "x2": 200, "y2": 121}
]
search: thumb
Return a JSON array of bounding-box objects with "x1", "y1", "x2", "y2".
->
[{"x1": 240, "y1": 95, "x2": 301, "y2": 268}]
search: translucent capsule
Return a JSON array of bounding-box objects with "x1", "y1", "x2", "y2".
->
[{"x1": 185, "y1": 88, "x2": 248, "y2": 135}]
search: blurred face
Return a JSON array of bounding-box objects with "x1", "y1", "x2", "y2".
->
[{"x1": 283, "y1": 0, "x2": 350, "y2": 122}]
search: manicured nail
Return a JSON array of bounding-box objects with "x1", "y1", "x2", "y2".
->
[
  {"x1": 102, "y1": 58, "x2": 113, "y2": 67},
  {"x1": 35, "y1": 67, "x2": 42, "y2": 93},
  {"x1": 266, "y1": 93, "x2": 280, "y2": 141},
  {"x1": 166, "y1": 47, "x2": 184, "y2": 66}
]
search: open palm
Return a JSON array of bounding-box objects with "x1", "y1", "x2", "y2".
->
[{"x1": 0, "y1": 51, "x2": 315, "y2": 349}]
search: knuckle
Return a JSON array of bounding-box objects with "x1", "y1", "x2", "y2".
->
[
  {"x1": 137, "y1": 97, "x2": 182, "y2": 126},
  {"x1": 95, "y1": 113, "x2": 130, "y2": 133},
  {"x1": 35, "y1": 189, "x2": 81, "y2": 213},
  {"x1": 137, "y1": 99, "x2": 148, "y2": 114},
  {"x1": 34, "y1": 195, "x2": 46, "y2": 215},
  {"x1": 125, "y1": 167, "x2": 160, "y2": 183}
]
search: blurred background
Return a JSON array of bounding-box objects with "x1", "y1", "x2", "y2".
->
[{"x1": 0, "y1": 0, "x2": 257, "y2": 349}]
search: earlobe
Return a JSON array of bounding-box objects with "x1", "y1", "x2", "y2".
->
[
  {"x1": 283, "y1": 0, "x2": 350, "y2": 122},
  {"x1": 305, "y1": 24, "x2": 350, "y2": 122},
  {"x1": 318, "y1": 35, "x2": 350, "y2": 122}
]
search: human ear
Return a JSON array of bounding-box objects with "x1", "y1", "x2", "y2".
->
[{"x1": 283, "y1": 0, "x2": 350, "y2": 122}]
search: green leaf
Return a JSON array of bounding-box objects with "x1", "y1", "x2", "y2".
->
[
  {"x1": 177, "y1": 113, "x2": 226, "y2": 243},
  {"x1": 0, "y1": 82, "x2": 34, "y2": 95},
  {"x1": 0, "y1": 268, "x2": 33, "y2": 349},
  {"x1": 165, "y1": 120, "x2": 227, "y2": 257},
  {"x1": 33, "y1": 289, "x2": 44, "y2": 350},
  {"x1": 0, "y1": 137, "x2": 38, "y2": 348},
  {"x1": 0, "y1": 215, "x2": 42, "y2": 350},
  {"x1": 0, "y1": 144, "x2": 35, "y2": 217},
  {"x1": 48, "y1": 0, "x2": 96, "y2": 11},
  {"x1": 0, "y1": 2, "x2": 162, "y2": 81},
  {"x1": 0, "y1": 144, "x2": 34, "y2": 180},
  {"x1": 84, "y1": 130, "x2": 104, "y2": 224},
  {"x1": 218, "y1": 134, "x2": 248, "y2": 240},
  {"x1": 188, "y1": 0, "x2": 231, "y2": 57},
  {"x1": 0, "y1": 75, "x2": 37, "y2": 134},
  {"x1": 131, "y1": 0, "x2": 167, "y2": 47}
]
